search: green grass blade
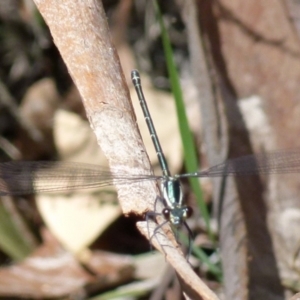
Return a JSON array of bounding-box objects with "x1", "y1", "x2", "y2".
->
[
  {"x1": 179, "y1": 232, "x2": 222, "y2": 282},
  {"x1": 0, "y1": 200, "x2": 32, "y2": 260},
  {"x1": 192, "y1": 246, "x2": 223, "y2": 282},
  {"x1": 152, "y1": 0, "x2": 212, "y2": 237}
]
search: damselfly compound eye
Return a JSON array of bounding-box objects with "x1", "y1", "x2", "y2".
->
[
  {"x1": 162, "y1": 208, "x2": 171, "y2": 220},
  {"x1": 185, "y1": 206, "x2": 193, "y2": 218}
]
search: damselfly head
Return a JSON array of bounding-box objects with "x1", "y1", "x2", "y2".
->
[{"x1": 162, "y1": 206, "x2": 193, "y2": 227}]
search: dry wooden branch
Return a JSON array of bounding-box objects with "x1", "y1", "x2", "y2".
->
[{"x1": 32, "y1": 0, "x2": 219, "y2": 298}]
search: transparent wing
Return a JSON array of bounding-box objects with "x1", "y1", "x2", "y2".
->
[
  {"x1": 2, "y1": 149, "x2": 300, "y2": 195},
  {"x1": 178, "y1": 149, "x2": 300, "y2": 178},
  {"x1": 0, "y1": 161, "x2": 159, "y2": 195}
]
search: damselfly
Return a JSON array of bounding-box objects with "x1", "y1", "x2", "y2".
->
[{"x1": 1, "y1": 70, "x2": 300, "y2": 252}]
